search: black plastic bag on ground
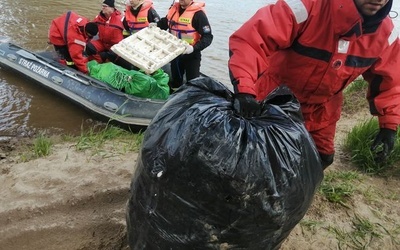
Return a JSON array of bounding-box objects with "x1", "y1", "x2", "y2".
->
[{"x1": 126, "y1": 76, "x2": 324, "y2": 250}]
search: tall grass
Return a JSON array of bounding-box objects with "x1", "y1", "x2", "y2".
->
[
  {"x1": 18, "y1": 133, "x2": 53, "y2": 162},
  {"x1": 33, "y1": 134, "x2": 52, "y2": 157},
  {"x1": 18, "y1": 124, "x2": 144, "y2": 162},
  {"x1": 319, "y1": 170, "x2": 360, "y2": 206},
  {"x1": 76, "y1": 125, "x2": 144, "y2": 153},
  {"x1": 343, "y1": 118, "x2": 400, "y2": 173}
]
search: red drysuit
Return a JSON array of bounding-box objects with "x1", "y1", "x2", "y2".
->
[
  {"x1": 49, "y1": 11, "x2": 93, "y2": 73},
  {"x1": 229, "y1": 0, "x2": 400, "y2": 155}
]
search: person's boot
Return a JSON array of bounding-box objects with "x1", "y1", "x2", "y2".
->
[
  {"x1": 319, "y1": 153, "x2": 334, "y2": 170},
  {"x1": 169, "y1": 87, "x2": 179, "y2": 94}
]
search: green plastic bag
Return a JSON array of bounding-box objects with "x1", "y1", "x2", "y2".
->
[{"x1": 87, "y1": 60, "x2": 169, "y2": 99}]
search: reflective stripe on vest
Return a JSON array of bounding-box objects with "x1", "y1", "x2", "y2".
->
[
  {"x1": 73, "y1": 39, "x2": 86, "y2": 47},
  {"x1": 166, "y1": 2, "x2": 203, "y2": 45},
  {"x1": 124, "y1": 1, "x2": 152, "y2": 34},
  {"x1": 285, "y1": 0, "x2": 308, "y2": 24}
]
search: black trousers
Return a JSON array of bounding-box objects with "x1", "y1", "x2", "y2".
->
[
  {"x1": 169, "y1": 51, "x2": 201, "y2": 89},
  {"x1": 53, "y1": 45, "x2": 73, "y2": 62},
  {"x1": 53, "y1": 45, "x2": 78, "y2": 70}
]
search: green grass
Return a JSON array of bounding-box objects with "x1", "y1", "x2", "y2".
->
[
  {"x1": 319, "y1": 170, "x2": 360, "y2": 207},
  {"x1": 18, "y1": 133, "x2": 53, "y2": 162},
  {"x1": 342, "y1": 77, "x2": 400, "y2": 174},
  {"x1": 343, "y1": 78, "x2": 368, "y2": 115},
  {"x1": 328, "y1": 214, "x2": 384, "y2": 249},
  {"x1": 352, "y1": 214, "x2": 382, "y2": 240},
  {"x1": 287, "y1": 78, "x2": 398, "y2": 247},
  {"x1": 343, "y1": 118, "x2": 400, "y2": 173},
  {"x1": 33, "y1": 134, "x2": 52, "y2": 157},
  {"x1": 344, "y1": 78, "x2": 368, "y2": 94},
  {"x1": 17, "y1": 125, "x2": 144, "y2": 162},
  {"x1": 299, "y1": 219, "x2": 323, "y2": 234},
  {"x1": 75, "y1": 125, "x2": 144, "y2": 156}
]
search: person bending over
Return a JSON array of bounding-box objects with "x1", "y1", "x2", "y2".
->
[
  {"x1": 228, "y1": 0, "x2": 399, "y2": 169},
  {"x1": 49, "y1": 11, "x2": 98, "y2": 74}
]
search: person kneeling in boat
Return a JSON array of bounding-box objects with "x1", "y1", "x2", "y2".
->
[
  {"x1": 48, "y1": 11, "x2": 98, "y2": 74},
  {"x1": 85, "y1": 0, "x2": 125, "y2": 65}
]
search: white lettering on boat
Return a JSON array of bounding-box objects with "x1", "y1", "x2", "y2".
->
[{"x1": 18, "y1": 58, "x2": 50, "y2": 78}]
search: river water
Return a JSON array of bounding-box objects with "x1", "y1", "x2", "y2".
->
[{"x1": 0, "y1": 0, "x2": 399, "y2": 136}]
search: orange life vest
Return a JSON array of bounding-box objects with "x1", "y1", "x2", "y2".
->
[
  {"x1": 124, "y1": 1, "x2": 153, "y2": 35},
  {"x1": 48, "y1": 11, "x2": 91, "y2": 73},
  {"x1": 166, "y1": 2, "x2": 204, "y2": 45}
]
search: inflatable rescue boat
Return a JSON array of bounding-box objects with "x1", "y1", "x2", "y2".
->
[{"x1": 0, "y1": 41, "x2": 167, "y2": 127}]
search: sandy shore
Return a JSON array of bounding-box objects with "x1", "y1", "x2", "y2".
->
[{"x1": 0, "y1": 110, "x2": 399, "y2": 249}]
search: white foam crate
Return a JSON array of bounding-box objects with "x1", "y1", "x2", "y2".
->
[{"x1": 111, "y1": 26, "x2": 187, "y2": 74}]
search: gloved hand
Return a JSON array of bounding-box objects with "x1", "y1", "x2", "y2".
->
[
  {"x1": 183, "y1": 44, "x2": 194, "y2": 54},
  {"x1": 233, "y1": 93, "x2": 261, "y2": 118},
  {"x1": 149, "y1": 22, "x2": 158, "y2": 28},
  {"x1": 371, "y1": 128, "x2": 396, "y2": 163}
]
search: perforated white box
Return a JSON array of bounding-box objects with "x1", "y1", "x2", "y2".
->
[{"x1": 111, "y1": 26, "x2": 187, "y2": 74}]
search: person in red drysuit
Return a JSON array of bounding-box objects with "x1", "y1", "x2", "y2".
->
[
  {"x1": 229, "y1": 0, "x2": 399, "y2": 169},
  {"x1": 85, "y1": 0, "x2": 125, "y2": 63},
  {"x1": 48, "y1": 11, "x2": 98, "y2": 74}
]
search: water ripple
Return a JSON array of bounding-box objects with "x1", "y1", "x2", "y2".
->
[{"x1": 0, "y1": 78, "x2": 31, "y2": 136}]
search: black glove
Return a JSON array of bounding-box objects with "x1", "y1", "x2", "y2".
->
[
  {"x1": 85, "y1": 42, "x2": 97, "y2": 56},
  {"x1": 371, "y1": 128, "x2": 396, "y2": 163},
  {"x1": 233, "y1": 93, "x2": 261, "y2": 118}
]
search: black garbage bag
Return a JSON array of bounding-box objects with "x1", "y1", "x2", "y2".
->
[{"x1": 126, "y1": 76, "x2": 324, "y2": 250}]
